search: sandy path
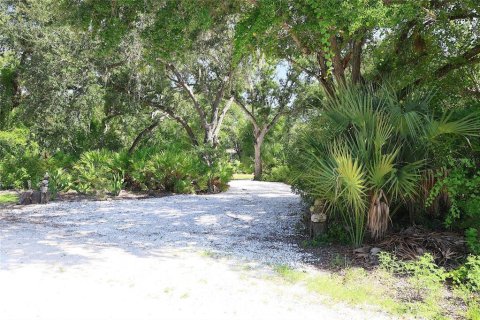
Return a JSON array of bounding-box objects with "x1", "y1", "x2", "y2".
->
[{"x1": 0, "y1": 180, "x2": 390, "y2": 320}]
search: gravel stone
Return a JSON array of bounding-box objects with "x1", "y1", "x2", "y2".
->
[{"x1": 0, "y1": 180, "x2": 391, "y2": 320}]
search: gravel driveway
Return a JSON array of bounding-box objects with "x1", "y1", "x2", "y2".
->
[{"x1": 0, "y1": 180, "x2": 390, "y2": 320}]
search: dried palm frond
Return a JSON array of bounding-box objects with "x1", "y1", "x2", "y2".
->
[
  {"x1": 420, "y1": 168, "x2": 450, "y2": 216},
  {"x1": 368, "y1": 189, "x2": 390, "y2": 240},
  {"x1": 377, "y1": 226, "x2": 466, "y2": 265}
]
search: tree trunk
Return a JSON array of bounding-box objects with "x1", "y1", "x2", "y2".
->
[
  {"x1": 253, "y1": 131, "x2": 265, "y2": 181},
  {"x1": 254, "y1": 138, "x2": 262, "y2": 181},
  {"x1": 330, "y1": 35, "x2": 346, "y2": 87},
  {"x1": 128, "y1": 118, "x2": 161, "y2": 155},
  {"x1": 351, "y1": 38, "x2": 364, "y2": 85}
]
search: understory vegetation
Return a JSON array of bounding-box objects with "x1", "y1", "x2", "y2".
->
[
  {"x1": 276, "y1": 252, "x2": 480, "y2": 319},
  {"x1": 1, "y1": 0, "x2": 479, "y2": 317},
  {"x1": 0, "y1": 128, "x2": 232, "y2": 196}
]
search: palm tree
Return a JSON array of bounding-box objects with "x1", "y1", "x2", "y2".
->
[{"x1": 296, "y1": 86, "x2": 479, "y2": 246}]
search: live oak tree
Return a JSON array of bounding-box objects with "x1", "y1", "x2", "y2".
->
[
  {"x1": 151, "y1": 27, "x2": 240, "y2": 150},
  {"x1": 234, "y1": 60, "x2": 302, "y2": 180},
  {"x1": 0, "y1": 0, "x2": 107, "y2": 151},
  {"x1": 234, "y1": 0, "x2": 388, "y2": 96},
  {"x1": 64, "y1": 0, "x2": 244, "y2": 153},
  {"x1": 235, "y1": 0, "x2": 480, "y2": 97}
]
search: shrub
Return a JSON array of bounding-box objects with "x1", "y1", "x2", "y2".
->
[
  {"x1": 426, "y1": 158, "x2": 480, "y2": 227},
  {"x1": 0, "y1": 153, "x2": 46, "y2": 189},
  {"x1": 290, "y1": 86, "x2": 480, "y2": 246},
  {"x1": 466, "y1": 228, "x2": 480, "y2": 255},
  {"x1": 206, "y1": 157, "x2": 233, "y2": 192},
  {"x1": 125, "y1": 146, "x2": 156, "y2": 190},
  {"x1": 71, "y1": 149, "x2": 124, "y2": 197},
  {"x1": 142, "y1": 149, "x2": 202, "y2": 193},
  {"x1": 48, "y1": 168, "x2": 72, "y2": 199},
  {"x1": 449, "y1": 255, "x2": 480, "y2": 292},
  {"x1": 263, "y1": 165, "x2": 291, "y2": 183},
  {"x1": 124, "y1": 144, "x2": 233, "y2": 194}
]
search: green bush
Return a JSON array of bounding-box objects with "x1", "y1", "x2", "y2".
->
[
  {"x1": 426, "y1": 158, "x2": 480, "y2": 227},
  {"x1": 449, "y1": 255, "x2": 480, "y2": 292},
  {"x1": 0, "y1": 153, "x2": 46, "y2": 189},
  {"x1": 207, "y1": 157, "x2": 233, "y2": 192},
  {"x1": 0, "y1": 128, "x2": 48, "y2": 189},
  {"x1": 289, "y1": 86, "x2": 480, "y2": 246},
  {"x1": 48, "y1": 168, "x2": 72, "y2": 199},
  {"x1": 263, "y1": 164, "x2": 291, "y2": 183},
  {"x1": 72, "y1": 149, "x2": 125, "y2": 197},
  {"x1": 466, "y1": 228, "x2": 480, "y2": 255},
  {"x1": 127, "y1": 144, "x2": 232, "y2": 194},
  {"x1": 143, "y1": 149, "x2": 201, "y2": 193}
]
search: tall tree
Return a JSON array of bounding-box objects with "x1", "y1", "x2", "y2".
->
[
  {"x1": 65, "y1": 0, "x2": 244, "y2": 152},
  {"x1": 0, "y1": 0, "x2": 107, "y2": 152},
  {"x1": 235, "y1": 60, "x2": 302, "y2": 180},
  {"x1": 235, "y1": 0, "x2": 480, "y2": 97}
]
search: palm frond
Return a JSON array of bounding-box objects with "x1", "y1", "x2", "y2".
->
[
  {"x1": 389, "y1": 160, "x2": 423, "y2": 201},
  {"x1": 426, "y1": 112, "x2": 480, "y2": 141},
  {"x1": 331, "y1": 144, "x2": 367, "y2": 212},
  {"x1": 368, "y1": 150, "x2": 398, "y2": 189}
]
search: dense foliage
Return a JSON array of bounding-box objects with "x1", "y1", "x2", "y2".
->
[
  {"x1": 0, "y1": 0, "x2": 479, "y2": 249},
  {"x1": 288, "y1": 87, "x2": 480, "y2": 245}
]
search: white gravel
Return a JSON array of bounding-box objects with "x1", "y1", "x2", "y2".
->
[{"x1": 0, "y1": 180, "x2": 391, "y2": 320}]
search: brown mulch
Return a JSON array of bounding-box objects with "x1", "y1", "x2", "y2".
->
[
  {"x1": 299, "y1": 226, "x2": 467, "y2": 270},
  {"x1": 351, "y1": 226, "x2": 468, "y2": 268},
  {"x1": 376, "y1": 226, "x2": 467, "y2": 265}
]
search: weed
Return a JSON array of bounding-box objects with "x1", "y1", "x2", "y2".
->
[
  {"x1": 0, "y1": 193, "x2": 18, "y2": 204},
  {"x1": 449, "y1": 255, "x2": 480, "y2": 292},
  {"x1": 329, "y1": 253, "x2": 350, "y2": 269},
  {"x1": 273, "y1": 265, "x2": 403, "y2": 314},
  {"x1": 378, "y1": 251, "x2": 401, "y2": 273},
  {"x1": 273, "y1": 265, "x2": 307, "y2": 283},
  {"x1": 467, "y1": 301, "x2": 480, "y2": 320},
  {"x1": 200, "y1": 250, "x2": 217, "y2": 258}
]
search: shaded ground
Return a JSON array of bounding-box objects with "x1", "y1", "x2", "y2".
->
[{"x1": 0, "y1": 180, "x2": 391, "y2": 320}]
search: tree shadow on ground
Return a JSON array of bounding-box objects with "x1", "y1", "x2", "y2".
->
[{"x1": 0, "y1": 181, "x2": 316, "y2": 271}]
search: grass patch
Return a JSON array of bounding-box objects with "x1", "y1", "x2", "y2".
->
[
  {"x1": 308, "y1": 268, "x2": 404, "y2": 314},
  {"x1": 467, "y1": 301, "x2": 480, "y2": 320},
  {"x1": 274, "y1": 265, "x2": 308, "y2": 283},
  {"x1": 0, "y1": 193, "x2": 18, "y2": 204},
  {"x1": 232, "y1": 173, "x2": 254, "y2": 180},
  {"x1": 200, "y1": 250, "x2": 218, "y2": 258},
  {"x1": 273, "y1": 265, "x2": 450, "y2": 318}
]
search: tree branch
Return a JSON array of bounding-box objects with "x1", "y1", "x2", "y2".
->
[
  {"x1": 214, "y1": 96, "x2": 235, "y2": 138},
  {"x1": 266, "y1": 110, "x2": 284, "y2": 132},
  {"x1": 165, "y1": 62, "x2": 207, "y2": 129},
  {"x1": 234, "y1": 97, "x2": 259, "y2": 130},
  {"x1": 399, "y1": 43, "x2": 480, "y2": 97},
  {"x1": 282, "y1": 22, "x2": 311, "y2": 55},
  {"x1": 128, "y1": 116, "x2": 165, "y2": 155},
  {"x1": 150, "y1": 102, "x2": 199, "y2": 146},
  {"x1": 211, "y1": 68, "x2": 233, "y2": 124}
]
